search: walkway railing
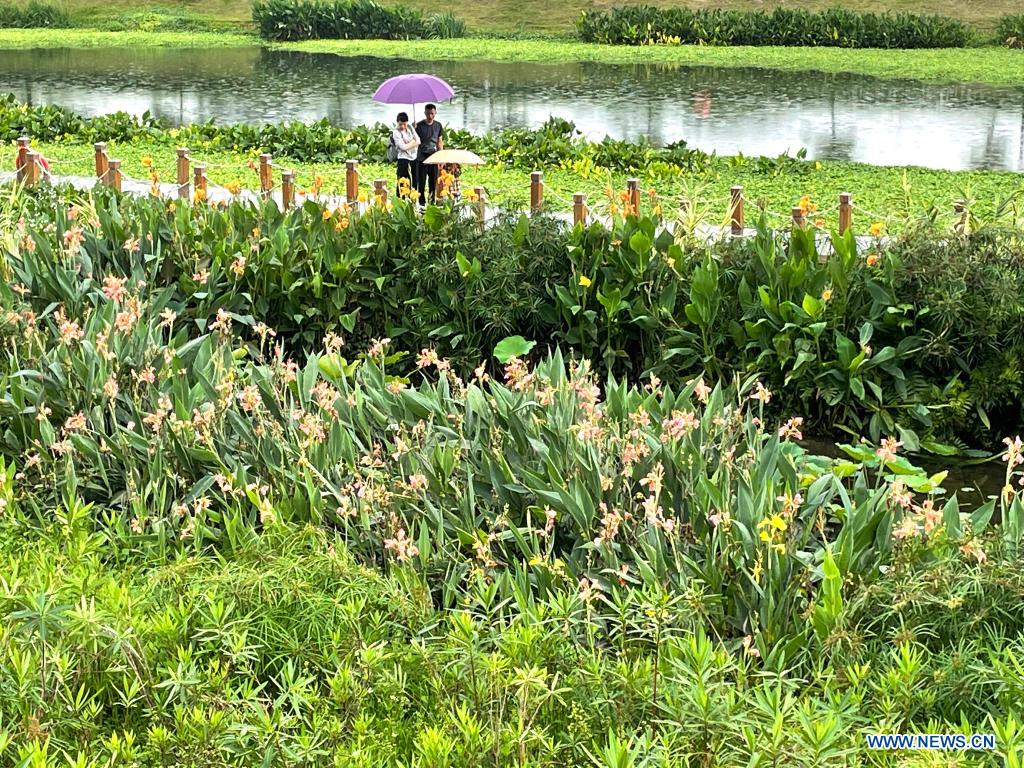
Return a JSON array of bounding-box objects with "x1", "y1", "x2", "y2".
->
[{"x1": 10, "y1": 134, "x2": 978, "y2": 237}]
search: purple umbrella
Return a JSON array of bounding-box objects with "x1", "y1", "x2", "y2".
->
[{"x1": 372, "y1": 73, "x2": 455, "y2": 105}]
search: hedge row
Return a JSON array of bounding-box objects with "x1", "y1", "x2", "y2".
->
[
  {"x1": 577, "y1": 6, "x2": 974, "y2": 48},
  {"x1": 252, "y1": 0, "x2": 464, "y2": 41}
]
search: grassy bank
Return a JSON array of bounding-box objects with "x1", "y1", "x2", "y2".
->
[
  {"x1": 0, "y1": 28, "x2": 1020, "y2": 86},
  {"x1": 52, "y1": 0, "x2": 1024, "y2": 33},
  {"x1": 0, "y1": 27, "x2": 255, "y2": 47},
  {"x1": 22, "y1": 138, "x2": 1024, "y2": 231},
  {"x1": 286, "y1": 38, "x2": 1024, "y2": 87}
]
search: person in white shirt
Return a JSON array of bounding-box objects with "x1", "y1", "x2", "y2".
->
[{"x1": 391, "y1": 112, "x2": 420, "y2": 200}]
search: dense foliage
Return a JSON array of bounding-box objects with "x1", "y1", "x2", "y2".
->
[
  {"x1": 577, "y1": 6, "x2": 972, "y2": 48},
  {"x1": 0, "y1": 96, "x2": 710, "y2": 172},
  {"x1": 2, "y1": 176, "x2": 1024, "y2": 767},
  {"x1": 0, "y1": 519, "x2": 1021, "y2": 766},
  {"x1": 999, "y1": 14, "x2": 1024, "y2": 48},
  {"x1": 0, "y1": 0, "x2": 69, "y2": 28},
  {"x1": 252, "y1": 0, "x2": 465, "y2": 41},
  {"x1": 1, "y1": 520, "x2": 1022, "y2": 766},
  {"x1": 2, "y1": 185, "x2": 1024, "y2": 766},
  {"x1": 6, "y1": 183, "x2": 1023, "y2": 447}
]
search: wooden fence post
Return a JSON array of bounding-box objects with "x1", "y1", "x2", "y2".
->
[
  {"x1": 372, "y1": 178, "x2": 387, "y2": 207},
  {"x1": 108, "y1": 159, "x2": 122, "y2": 192},
  {"x1": 346, "y1": 160, "x2": 359, "y2": 204},
  {"x1": 473, "y1": 186, "x2": 486, "y2": 231},
  {"x1": 24, "y1": 150, "x2": 40, "y2": 186},
  {"x1": 193, "y1": 164, "x2": 206, "y2": 201},
  {"x1": 16, "y1": 137, "x2": 30, "y2": 183},
  {"x1": 838, "y1": 192, "x2": 852, "y2": 235},
  {"x1": 627, "y1": 178, "x2": 640, "y2": 215},
  {"x1": 573, "y1": 193, "x2": 587, "y2": 226},
  {"x1": 259, "y1": 154, "x2": 273, "y2": 199},
  {"x1": 791, "y1": 206, "x2": 806, "y2": 229},
  {"x1": 530, "y1": 171, "x2": 543, "y2": 216},
  {"x1": 281, "y1": 170, "x2": 295, "y2": 210},
  {"x1": 730, "y1": 185, "x2": 744, "y2": 235},
  {"x1": 94, "y1": 142, "x2": 108, "y2": 183},
  {"x1": 953, "y1": 199, "x2": 967, "y2": 234},
  {"x1": 176, "y1": 148, "x2": 190, "y2": 200}
]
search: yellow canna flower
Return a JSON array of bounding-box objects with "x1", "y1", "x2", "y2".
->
[
  {"x1": 869, "y1": 222, "x2": 885, "y2": 236},
  {"x1": 579, "y1": 275, "x2": 592, "y2": 288},
  {"x1": 141, "y1": 156, "x2": 153, "y2": 168},
  {"x1": 822, "y1": 288, "x2": 833, "y2": 301},
  {"x1": 866, "y1": 253, "x2": 879, "y2": 266}
]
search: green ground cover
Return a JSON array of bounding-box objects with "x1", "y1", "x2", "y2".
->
[
  {"x1": 288, "y1": 38, "x2": 1024, "y2": 86},
  {"x1": 0, "y1": 28, "x2": 1021, "y2": 85},
  {"x1": 0, "y1": 517, "x2": 1021, "y2": 766}
]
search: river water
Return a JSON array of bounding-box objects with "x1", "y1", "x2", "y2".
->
[{"x1": 3, "y1": 46, "x2": 1024, "y2": 172}]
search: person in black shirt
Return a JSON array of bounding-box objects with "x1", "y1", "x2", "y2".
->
[{"x1": 414, "y1": 104, "x2": 444, "y2": 205}]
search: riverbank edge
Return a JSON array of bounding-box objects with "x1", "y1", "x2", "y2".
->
[{"x1": 0, "y1": 29, "x2": 1021, "y2": 87}]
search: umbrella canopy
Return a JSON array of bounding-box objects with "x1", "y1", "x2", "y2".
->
[
  {"x1": 423, "y1": 149, "x2": 485, "y2": 166},
  {"x1": 373, "y1": 74, "x2": 454, "y2": 105}
]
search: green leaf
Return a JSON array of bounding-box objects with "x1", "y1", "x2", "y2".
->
[
  {"x1": 513, "y1": 214, "x2": 529, "y2": 246},
  {"x1": 629, "y1": 230, "x2": 652, "y2": 256},
  {"x1": 971, "y1": 499, "x2": 996, "y2": 533},
  {"x1": 942, "y1": 496, "x2": 961, "y2": 540},
  {"x1": 423, "y1": 205, "x2": 445, "y2": 232},
  {"x1": 493, "y1": 335, "x2": 536, "y2": 363}
]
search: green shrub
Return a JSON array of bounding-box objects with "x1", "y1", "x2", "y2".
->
[
  {"x1": 577, "y1": 6, "x2": 972, "y2": 49},
  {"x1": 998, "y1": 14, "x2": 1024, "y2": 48},
  {"x1": 0, "y1": 0, "x2": 70, "y2": 28},
  {"x1": 6, "y1": 215, "x2": 1006, "y2": 646},
  {"x1": 3, "y1": 183, "x2": 1024, "y2": 446},
  {"x1": 252, "y1": 0, "x2": 464, "y2": 41},
  {"x1": 424, "y1": 11, "x2": 466, "y2": 39}
]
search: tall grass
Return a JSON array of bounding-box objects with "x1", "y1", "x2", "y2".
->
[
  {"x1": 578, "y1": 6, "x2": 973, "y2": 48},
  {"x1": 0, "y1": 0, "x2": 70, "y2": 28},
  {"x1": 252, "y1": 0, "x2": 465, "y2": 41}
]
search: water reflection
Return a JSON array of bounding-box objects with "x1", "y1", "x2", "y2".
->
[{"x1": 3, "y1": 46, "x2": 1024, "y2": 171}]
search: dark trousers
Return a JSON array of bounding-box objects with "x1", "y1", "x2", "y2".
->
[
  {"x1": 396, "y1": 158, "x2": 413, "y2": 198},
  {"x1": 414, "y1": 160, "x2": 438, "y2": 204}
]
